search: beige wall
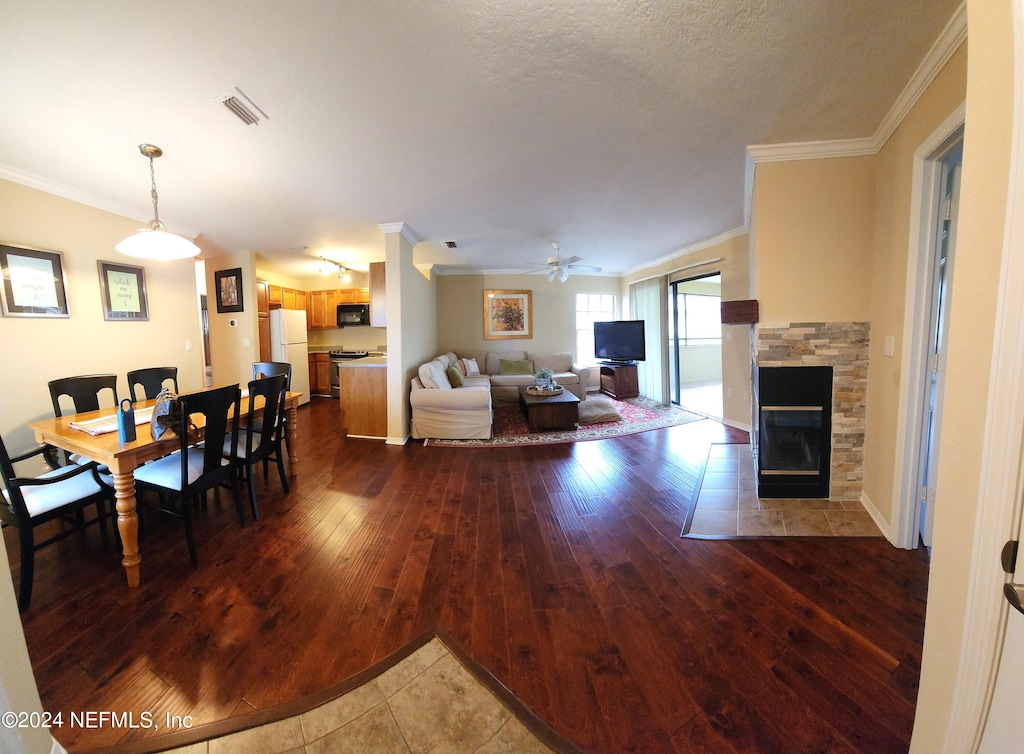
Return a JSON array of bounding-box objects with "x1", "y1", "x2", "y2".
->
[
  {"x1": 0, "y1": 179, "x2": 205, "y2": 457},
  {"x1": 436, "y1": 273, "x2": 620, "y2": 360},
  {"x1": 912, "y1": 0, "x2": 1014, "y2": 748},
  {"x1": 862, "y1": 44, "x2": 967, "y2": 524},
  {"x1": 620, "y1": 232, "x2": 753, "y2": 427},
  {"x1": 204, "y1": 248, "x2": 260, "y2": 389},
  {"x1": 385, "y1": 232, "x2": 437, "y2": 442},
  {"x1": 752, "y1": 156, "x2": 876, "y2": 325}
]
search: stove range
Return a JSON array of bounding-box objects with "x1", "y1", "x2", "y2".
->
[{"x1": 329, "y1": 350, "x2": 369, "y2": 360}]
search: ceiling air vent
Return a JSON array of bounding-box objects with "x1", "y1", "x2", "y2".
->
[
  {"x1": 214, "y1": 87, "x2": 268, "y2": 126},
  {"x1": 443, "y1": 240, "x2": 457, "y2": 249}
]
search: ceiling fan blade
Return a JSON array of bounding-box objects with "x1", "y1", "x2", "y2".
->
[
  {"x1": 567, "y1": 263, "x2": 602, "y2": 273},
  {"x1": 562, "y1": 255, "x2": 582, "y2": 265},
  {"x1": 521, "y1": 266, "x2": 551, "y2": 275}
]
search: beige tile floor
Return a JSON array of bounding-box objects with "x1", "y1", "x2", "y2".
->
[
  {"x1": 684, "y1": 444, "x2": 884, "y2": 538},
  {"x1": 164, "y1": 638, "x2": 559, "y2": 754}
]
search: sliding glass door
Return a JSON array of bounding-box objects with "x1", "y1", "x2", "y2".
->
[{"x1": 668, "y1": 273, "x2": 722, "y2": 417}]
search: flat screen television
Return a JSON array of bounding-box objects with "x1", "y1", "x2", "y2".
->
[{"x1": 594, "y1": 320, "x2": 646, "y2": 363}]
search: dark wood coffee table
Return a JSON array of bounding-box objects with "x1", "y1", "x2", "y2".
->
[{"x1": 518, "y1": 386, "x2": 580, "y2": 433}]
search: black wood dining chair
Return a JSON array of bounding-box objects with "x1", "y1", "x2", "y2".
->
[
  {"x1": 224, "y1": 373, "x2": 289, "y2": 521},
  {"x1": 46, "y1": 374, "x2": 119, "y2": 469},
  {"x1": 127, "y1": 366, "x2": 179, "y2": 402},
  {"x1": 133, "y1": 384, "x2": 245, "y2": 567},
  {"x1": 252, "y1": 361, "x2": 293, "y2": 465},
  {"x1": 0, "y1": 433, "x2": 113, "y2": 612}
]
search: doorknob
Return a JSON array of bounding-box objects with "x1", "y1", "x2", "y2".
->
[
  {"x1": 1003, "y1": 541, "x2": 1024, "y2": 615},
  {"x1": 1004, "y1": 583, "x2": 1024, "y2": 616}
]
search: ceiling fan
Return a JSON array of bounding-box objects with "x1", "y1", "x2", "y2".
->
[{"x1": 525, "y1": 243, "x2": 602, "y2": 282}]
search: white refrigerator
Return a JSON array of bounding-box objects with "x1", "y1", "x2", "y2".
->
[{"x1": 269, "y1": 308, "x2": 310, "y2": 405}]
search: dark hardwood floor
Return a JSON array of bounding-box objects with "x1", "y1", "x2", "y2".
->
[{"x1": 8, "y1": 397, "x2": 930, "y2": 753}]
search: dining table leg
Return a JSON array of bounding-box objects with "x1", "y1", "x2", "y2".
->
[
  {"x1": 111, "y1": 470, "x2": 141, "y2": 588},
  {"x1": 286, "y1": 404, "x2": 299, "y2": 472}
]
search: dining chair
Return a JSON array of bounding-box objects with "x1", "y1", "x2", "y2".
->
[
  {"x1": 127, "y1": 366, "x2": 179, "y2": 402},
  {"x1": 224, "y1": 373, "x2": 289, "y2": 521},
  {"x1": 252, "y1": 361, "x2": 293, "y2": 465},
  {"x1": 0, "y1": 433, "x2": 114, "y2": 612},
  {"x1": 46, "y1": 374, "x2": 119, "y2": 469},
  {"x1": 133, "y1": 384, "x2": 245, "y2": 567}
]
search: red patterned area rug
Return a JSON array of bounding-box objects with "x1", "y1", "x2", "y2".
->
[{"x1": 423, "y1": 395, "x2": 703, "y2": 447}]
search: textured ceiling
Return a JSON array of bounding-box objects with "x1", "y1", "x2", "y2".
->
[{"x1": 0, "y1": 0, "x2": 962, "y2": 278}]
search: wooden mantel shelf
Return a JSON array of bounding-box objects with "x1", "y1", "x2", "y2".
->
[{"x1": 721, "y1": 299, "x2": 759, "y2": 324}]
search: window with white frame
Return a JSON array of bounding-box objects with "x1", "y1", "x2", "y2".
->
[{"x1": 576, "y1": 293, "x2": 616, "y2": 364}]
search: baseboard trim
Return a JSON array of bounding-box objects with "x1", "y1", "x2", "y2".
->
[{"x1": 859, "y1": 491, "x2": 894, "y2": 544}]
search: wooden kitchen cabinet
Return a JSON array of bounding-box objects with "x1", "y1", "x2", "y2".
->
[
  {"x1": 339, "y1": 360, "x2": 387, "y2": 437},
  {"x1": 257, "y1": 279, "x2": 271, "y2": 361},
  {"x1": 308, "y1": 352, "x2": 331, "y2": 396},
  {"x1": 369, "y1": 262, "x2": 386, "y2": 327},
  {"x1": 307, "y1": 288, "x2": 367, "y2": 328},
  {"x1": 268, "y1": 284, "x2": 283, "y2": 307}
]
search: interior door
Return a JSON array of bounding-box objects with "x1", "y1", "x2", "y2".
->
[
  {"x1": 979, "y1": 525, "x2": 1024, "y2": 751},
  {"x1": 916, "y1": 143, "x2": 962, "y2": 548}
]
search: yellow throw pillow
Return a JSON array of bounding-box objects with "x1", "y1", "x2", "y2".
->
[
  {"x1": 446, "y1": 365, "x2": 464, "y2": 387},
  {"x1": 499, "y1": 358, "x2": 534, "y2": 375}
]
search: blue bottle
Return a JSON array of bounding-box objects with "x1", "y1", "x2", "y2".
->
[{"x1": 117, "y1": 398, "x2": 137, "y2": 443}]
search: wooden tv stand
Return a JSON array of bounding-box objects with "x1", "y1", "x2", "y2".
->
[{"x1": 599, "y1": 362, "x2": 639, "y2": 400}]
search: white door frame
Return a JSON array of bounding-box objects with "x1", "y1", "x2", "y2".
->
[
  {"x1": 937, "y1": 0, "x2": 1024, "y2": 748},
  {"x1": 892, "y1": 104, "x2": 965, "y2": 551}
]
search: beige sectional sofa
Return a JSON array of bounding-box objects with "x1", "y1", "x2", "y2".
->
[{"x1": 409, "y1": 350, "x2": 591, "y2": 440}]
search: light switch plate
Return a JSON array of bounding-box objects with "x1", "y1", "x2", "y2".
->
[{"x1": 884, "y1": 335, "x2": 895, "y2": 358}]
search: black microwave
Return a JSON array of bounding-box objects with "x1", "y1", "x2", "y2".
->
[{"x1": 337, "y1": 303, "x2": 370, "y2": 327}]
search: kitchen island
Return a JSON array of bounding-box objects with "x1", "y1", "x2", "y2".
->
[{"x1": 338, "y1": 356, "x2": 387, "y2": 438}]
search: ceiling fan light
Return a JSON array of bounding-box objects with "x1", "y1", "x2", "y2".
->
[
  {"x1": 547, "y1": 267, "x2": 557, "y2": 282},
  {"x1": 116, "y1": 227, "x2": 200, "y2": 260},
  {"x1": 557, "y1": 267, "x2": 569, "y2": 282}
]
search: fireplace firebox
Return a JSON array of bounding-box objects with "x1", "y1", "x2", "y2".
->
[{"x1": 754, "y1": 365, "x2": 832, "y2": 498}]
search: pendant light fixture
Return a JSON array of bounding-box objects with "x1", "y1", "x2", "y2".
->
[{"x1": 116, "y1": 144, "x2": 200, "y2": 260}]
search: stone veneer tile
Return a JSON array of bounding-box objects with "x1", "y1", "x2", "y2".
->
[
  {"x1": 387, "y1": 651, "x2": 511, "y2": 753},
  {"x1": 754, "y1": 321, "x2": 869, "y2": 501}
]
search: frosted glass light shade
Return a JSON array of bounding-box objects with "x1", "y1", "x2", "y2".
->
[{"x1": 116, "y1": 228, "x2": 200, "y2": 260}]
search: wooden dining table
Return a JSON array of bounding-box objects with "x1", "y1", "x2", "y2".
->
[{"x1": 26, "y1": 387, "x2": 301, "y2": 589}]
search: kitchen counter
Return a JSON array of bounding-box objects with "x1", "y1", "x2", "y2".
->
[
  {"x1": 338, "y1": 357, "x2": 387, "y2": 438},
  {"x1": 337, "y1": 356, "x2": 387, "y2": 367}
]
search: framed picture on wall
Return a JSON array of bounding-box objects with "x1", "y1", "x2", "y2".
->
[
  {"x1": 0, "y1": 244, "x2": 71, "y2": 318},
  {"x1": 214, "y1": 267, "x2": 244, "y2": 313},
  {"x1": 483, "y1": 289, "x2": 532, "y2": 339},
  {"x1": 98, "y1": 260, "x2": 149, "y2": 320}
]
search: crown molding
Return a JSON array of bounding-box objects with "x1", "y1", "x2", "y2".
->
[
  {"x1": 747, "y1": 1, "x2": 966, "y2": 165},
  {"x1": 621, "y1": 225, "x2": 747, "y2": 279},
  {"x1": 0, "y1": 163, "x2": 201, "y2": 238},
  {"x1": 378, "y1": 222, "x2": 419, "y2": 247}
]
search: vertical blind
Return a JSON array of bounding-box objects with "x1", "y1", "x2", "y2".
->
[{"x1": 629, "y1": 276, "x2": 670, "y2": 403}]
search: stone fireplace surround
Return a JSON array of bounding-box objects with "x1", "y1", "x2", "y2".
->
[{"x1": 752, "y1": 322, "x2": 870, "y2": 501}]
